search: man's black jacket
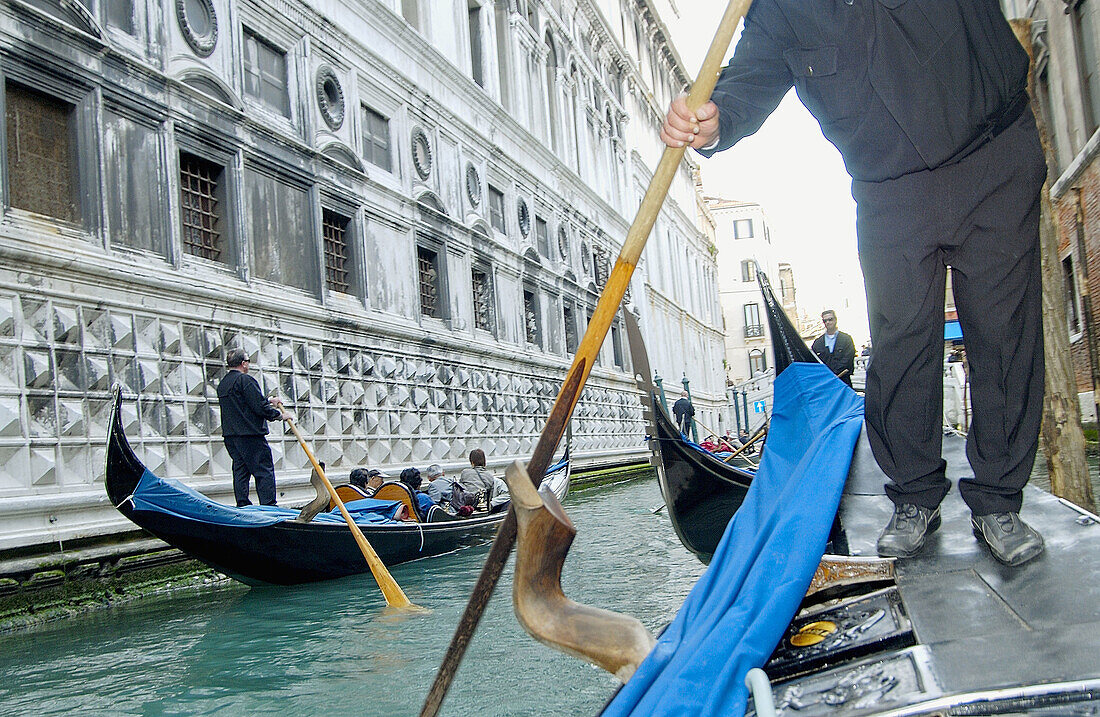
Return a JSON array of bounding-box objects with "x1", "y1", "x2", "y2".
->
[
  {"x1": 702, "y1": 0, "x2": 1028, "y2": 182},
  {"x1": 672, "y1": 397, "x2": 695, "y2": 422},
  {"x1": 812, "y1": 331, "x2": 857, "y2": 387},
  {"x1": 217, "y1": 370, "x2": 282, "y2": 436}
]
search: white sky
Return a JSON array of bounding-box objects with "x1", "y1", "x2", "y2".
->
[{"x1": 670, "y1": 5, "x2": 872, "y2": 346}]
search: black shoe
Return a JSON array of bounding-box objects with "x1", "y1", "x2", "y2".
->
[
  {"x1": 971, "y1": 512, "x2": 1044, "y2": 566},
  {"x1": 877, "y1": 503, "x2": 941, "y2": 558}
]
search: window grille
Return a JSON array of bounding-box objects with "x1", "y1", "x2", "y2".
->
[
  {"x1": 323, "y1": 209, "x2": 350, "y2": 293},
  {"x1": 472, "y1": 267, "x2": 492, "y2": 331},
  {"x1": 5, "y1": 83, "x2": 78, "y2": 222},
  {"x1": 179, "y1": 152, "x2": 223, "y2": 261},
  {"x1": 418, "y1": 246, "x2": 439, "y2": 317}
]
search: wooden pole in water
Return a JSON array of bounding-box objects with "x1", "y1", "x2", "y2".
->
[
  {"x1": 419, "y1": 3, "x2": 753, "y2": 714},
  {"x1": 1011, "y1": 19, "x2": 1094, "y2": 510}
]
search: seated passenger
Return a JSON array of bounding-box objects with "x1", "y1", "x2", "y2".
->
[
  {"x1": 349, "y1": 468, "x2": 385, "y2": 496},
  {"x1": 399, "y1": 467, "x2": 435, "y2": 520},
  {"x1": 700, "y1": 435, "x2": 720, "y2": 451},
  {"x1": 489, "y1": 475, "x2": 510, "y2": 513},
  {"x1": 424, "y1": 464, "x2": 452, "y2": 504},
  {"x1": 459, "y1": 448, "x2": 495, "y2": 500}
]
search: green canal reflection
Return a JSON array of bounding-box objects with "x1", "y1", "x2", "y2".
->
[{"x1": 0, "y1": 477, "x2": 704, "y2": 716}]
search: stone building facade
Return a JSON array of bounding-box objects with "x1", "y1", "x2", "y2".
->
[{"x1": 0, "y1": 0, "x2": 724, "y2": 554}]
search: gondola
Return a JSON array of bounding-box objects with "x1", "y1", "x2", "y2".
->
[
  {"x1": 104, "y1": 388, "x2": 570, "y2": 586},
  {"x1": 645, "y1": 397, "x2": 756, "y2": 563}
]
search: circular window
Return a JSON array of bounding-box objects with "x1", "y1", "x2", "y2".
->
[
  {"x1": 412, "y1": 129, "x2": 433, "y2": 180},
  {"x1": 580, "y1": 241, "x2": 591, "y2": 274},
  {"x1": 316, "y1": 67, "x2": 345, "y2": 130},
  {"x1": 465, "y1": 164, "x2": 481, "y2": 206},
  {"x1": 176, "y1": 0, "x2": 218, "y2": 57},
  {"x1": 517, "y1": 199, "x2": 531, "y2": 238},
  {"x1": 557, "y1": 226, "x2": 569, "y2": 261}
]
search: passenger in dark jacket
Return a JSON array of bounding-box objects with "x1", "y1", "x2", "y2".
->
[
  {"x1": 662, "y1": 1, "x2": 1045, "y2": 566},
  {"x1": 810, "y1": 310, "x2": 856, "y2": 388},
  {"x1": 217, "y1": 348, "x2": 288, "y2": 507}
]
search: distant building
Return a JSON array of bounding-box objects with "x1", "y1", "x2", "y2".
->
[
  {"x1": 705, "y1": 198, "x2": 799, "y2": 385},
  {"x1": 0, "y1": 0, "x2": 725, "y2": 558}
]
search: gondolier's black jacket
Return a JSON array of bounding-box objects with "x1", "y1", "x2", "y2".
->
[
  {"x1": 700, "y1": 0, "x2": 1029, "y2": 182},
  {"x1": 217, "y1": 370, "x2": 282, "y2": 436}
]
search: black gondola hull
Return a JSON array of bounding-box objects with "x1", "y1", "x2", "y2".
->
[
  {"x1": 649, "y1": 396, "x2": 754, "y2": 563},
  {"x1": 105, "y1": 387, "x2": 569, "y2": 586}
]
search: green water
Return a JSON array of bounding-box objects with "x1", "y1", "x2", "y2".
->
[{"x1": 0, "y1": 478, "x2": 704, "y2": 716}]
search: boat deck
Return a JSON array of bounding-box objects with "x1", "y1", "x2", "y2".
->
[{"x1": 771, "y1": 432, "x2": 1100, "y2": 714}]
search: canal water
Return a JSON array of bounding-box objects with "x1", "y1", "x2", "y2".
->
[{"x1": 0, "y1": 476, "x2": 704, "y2": 716}]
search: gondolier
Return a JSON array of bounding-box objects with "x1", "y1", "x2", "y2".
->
[
  {"x1": 662, "y1": 0, "x2": 1046, "y2": 566},
  {"x1": 217, "y1": 347, "x2": 289, "y2": 507}
]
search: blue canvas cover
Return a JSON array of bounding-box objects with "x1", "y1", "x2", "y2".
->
[
  {"x1": 128, "y1": 470, "x2": 403, "y2": 527},
  {"x1": 603, "y1": 362, "x2": 864, "y2": 716}
]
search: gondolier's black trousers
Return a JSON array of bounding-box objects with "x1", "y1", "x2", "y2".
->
[
  {"x1": 224, "y1": 434, "x2": 277, "y2": 507},
  {"x1": 853, "y1": 109, "x2": 1047, "y2": 517}
]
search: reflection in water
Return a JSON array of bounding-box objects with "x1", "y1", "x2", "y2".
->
[{"x1": 0, "y1": 478, "x2": 704, "y2": 716}]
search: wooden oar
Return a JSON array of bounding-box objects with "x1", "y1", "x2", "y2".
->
[
  {"x1": 419, "y1": 3, "x2": 751, "y2": 714},
  {"x1": 283, "y1": 416, "x2": 417, "y2": 610}
]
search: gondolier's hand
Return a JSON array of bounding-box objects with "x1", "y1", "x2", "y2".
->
[{"x1": 661, "y1": 94, "x2": 720, "y2": 150}]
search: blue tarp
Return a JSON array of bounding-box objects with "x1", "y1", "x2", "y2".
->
[
  {"x1": 945, "y1": 319, "x2": 963, "y2": 341},
  {"x1": 128, "y1": 470, "x2": 404, "y2": 527},
  {"x1": 603, "y1": 362, "x2": 864, "y2": 716}
]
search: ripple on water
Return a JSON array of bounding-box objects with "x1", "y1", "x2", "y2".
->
[{"x1": 0, "y1": 477, "x2": 706, "y2": 716}]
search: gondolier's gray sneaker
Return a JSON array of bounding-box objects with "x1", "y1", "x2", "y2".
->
[
  {"x1": 971, "y1": 512, "x2": 1044, "y2": 566},
  {"x1": 877, "y1": 503, "x2": 941, "y2": 558}
]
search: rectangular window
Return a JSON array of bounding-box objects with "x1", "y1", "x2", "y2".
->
[
  {"x1": 361, "y1": 105, "x2": 392, "y2": 172},
  {"x1": 323, "y1": 209, "x2": 351, "y2": 294},
  {"x1": 488, "y1": 185, "x2": 506, "y2": 233},
  {"x1": 179, "y1": 152, "x2": 225, "y2": 262},
  {"x1": 468, "y1": 3, "x2": 485, "y2": 88},
  {"x1": 402, "y1": 0, "x2": 419, "y2": 29},
  {"x1": 472, "y1": 265, "x2": 493, "y2": 331},
  {"x1": 523, "y1": 288, "x2": 541, "y2": 347},
  {"x1": 105, "y1": 0, "x2": 134, "y2": 33},
  {"x1": 535, "y1": 216, "x2": 550, "y2": 258},
  {"x1": 418, "y1": 246, "x2": 440, "y2": 317},
  {"x1": 611, "y1": 324, "x2": 624, "y2": 369},
  {"x1": 563, "y1": 304, "x2": 578, "y2": 354},
  {"x1": 740, "y1": 260, "x2": 755, "y2": 283},
  {"x1": 733, "y1": 218, "x2": 754, "y2": 239},
  {"x1": 1064, "y1": 255, "x2": 1082, "y2": 335},
  {"x1": 5, "y1": 82, "x2": 79, "y2": 222},
  {"x1": 749, "y1": 350, "x2": 768, "y2": 376},
  {"x1": 743, "y1": 303, "x2": 763, "y2": 338},
  {"x1": 242, "y1": 29, "x2": 289, "y2": 116}
]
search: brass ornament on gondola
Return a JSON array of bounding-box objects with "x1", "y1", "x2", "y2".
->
[{"x1": 790, "y1": 620, "x2": 837, "y2": 647}]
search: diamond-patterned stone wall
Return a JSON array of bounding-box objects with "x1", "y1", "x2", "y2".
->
[{"x1": 0, "y1": 288, "x2": 645, "y2": 499}]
